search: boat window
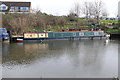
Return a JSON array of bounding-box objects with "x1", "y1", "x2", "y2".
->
[
  {"x1": 94, "y1": 32, "x2": 99, "y2": 36},
  {"x1": 79, "y1": 33, "x2": 84, "y2": 36},
  {"x1": 30, "y1": 35, "x2": 32, "y2": 37},
  {"x1": 73, "y1": 33, "x2": 76, "y2": 37}
]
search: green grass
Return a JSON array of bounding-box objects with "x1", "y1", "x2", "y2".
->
[
  {"x1": 100, "y1": 20, "x2": 118, "y2": 23},
  {"x1": 79, "y1": 18, "x2": 118, "y2": 23},
  {"x1": 27, "y1": 19, "x2": 119, "y2": 33},
  {"x1": 105, "y1": 29, "x2": 120, "y2": 34},
  {"x1": 44, "y1": 25, "x2": 93, "y2": 31},
  {"x1": 30, "y1": 25, "x2": 94, "y2": 32}
]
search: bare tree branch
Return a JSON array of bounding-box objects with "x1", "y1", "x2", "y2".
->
[{"x1": 93, "y1": 0, "x2": 103, "y2": 19}]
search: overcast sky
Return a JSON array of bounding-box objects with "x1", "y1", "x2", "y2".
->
[{"x1": 2, "y1": 0, "x2": 120, "y2": 17}]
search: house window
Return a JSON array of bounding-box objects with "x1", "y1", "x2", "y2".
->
[
  {"x1": 15, "y1": 7, "x2": 19, "y2": 11},
  {"x1": 2, "y1": 6, "x2": 6, "y2": 10},
  {"x1": 0, "y1": 4, "x2": 8, "y2": 10},
  {"x1": 11, "y1": 7, "x2": 15, "y2": 12},
  {"x1": 20, "y1": 7, "x2": 29, "y2": 11}
]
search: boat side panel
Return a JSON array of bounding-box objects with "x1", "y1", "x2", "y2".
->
[{"x1": 23, "y1": 31, "x2": 105, "y2": 40}]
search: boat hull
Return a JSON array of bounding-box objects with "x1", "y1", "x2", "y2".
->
[{"x1": 16, "y1": 39, "x2": 23, "y2": 42}]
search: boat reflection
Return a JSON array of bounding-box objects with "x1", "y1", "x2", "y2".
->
[{"x1": 2, "y1": 40, "x2": 105, "y2": 67}]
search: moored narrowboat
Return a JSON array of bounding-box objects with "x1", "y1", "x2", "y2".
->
[{"x1": 23, "y1": 30, "x2": 107, "y2": 41}]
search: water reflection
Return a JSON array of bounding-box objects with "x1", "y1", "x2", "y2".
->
[
  {"x1": 0, "y1": 42, "x2": 2, "y2": 79},
  {"x1": 2, "y1": 40, "x2": 118, "y2": 78}
]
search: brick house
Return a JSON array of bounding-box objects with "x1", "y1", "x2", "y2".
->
[{"x1": 0, "y1": 1, "x2": 31, "y2": 14}]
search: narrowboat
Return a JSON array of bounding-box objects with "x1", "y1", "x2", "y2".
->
[{"x1": 23, "y1": 30, "x2": 107, "y2": 41}]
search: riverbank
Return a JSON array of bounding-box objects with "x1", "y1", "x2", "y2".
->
[{"x1": 2, "y1": 13, "x2": 119, "y2": 35}]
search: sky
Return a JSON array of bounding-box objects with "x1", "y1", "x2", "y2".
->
[{"x1": 2, "y1": 0, "x2": 120, "y2": 17}]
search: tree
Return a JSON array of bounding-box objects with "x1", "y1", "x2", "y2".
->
[
  {"x1": 9, "y1": 14, "x2": 35, "y2": 34},
  {"x1": 69, "y1": 2, "x2": 81, "y2": 17},
  {"x1": 82, "y1": 2, "x2": 94, "y2": 19},
  {"x1": 81, "y1": 0, "x2": 106, "y2": 20},
  {"x1": 93, "y1": 0, "x2": 103, "y2": 20},
  {"x1": 68, "y1": 9, "x2": 78, "y2": 18},
  {"x1": 101, "y1": 9, "x2": 108, "y2": 19},
  {"x1": 74, "y1": 2, "x2": 81, "y2": 17}
]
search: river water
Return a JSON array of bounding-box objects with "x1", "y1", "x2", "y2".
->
[{"x1": 1, "y1": 40, "x2": 118, "y2": 78}]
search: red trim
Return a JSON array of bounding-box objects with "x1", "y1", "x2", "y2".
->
[
  {"x1": 53, "y1": 30, "x2": 104, "y2": 33},
  {"x1": 24, "y1": 32, "x2": 48, "y2": 33},
  {"x1": 24, "y1": 30, "x2": 104, "y2": 33}
]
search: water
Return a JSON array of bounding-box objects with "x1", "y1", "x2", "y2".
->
[{"x1": 1, "y1": 40, "x2": 118, "y2": 78}]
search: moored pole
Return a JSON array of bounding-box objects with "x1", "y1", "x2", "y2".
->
[{"x1": 7, "y1": 31, "x2": 12, "y2": 42}]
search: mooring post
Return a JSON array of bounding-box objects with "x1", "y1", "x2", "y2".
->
[
  {"x1": 7, "y1": 31, "x2": 12, "y2": 42},
  {"x1": 90, "y1": 37, "x2": 93, "y2": 40},
  {"x1": 69, "y1": 37, "x2": 74, "y2": 40},
  {"x1": 100, "y1": 36, "x2": 102, "y2": 40},
  {"x1": 79, "y1": 38, "x2": 81, "y2": 40}
]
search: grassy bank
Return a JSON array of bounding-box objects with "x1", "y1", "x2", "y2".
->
[
  {"x1": 105, "y1": 29, "x2": 119, "y2": 34},
  {"x1": 100, "y1": 20, "x2": 118, "y2": 23},
  {"x1": 2, "y1": 13, "x2": 119, "y2": 34},
  {"x1": 27, "y1": 25, "x2": 94, "y2": 32}
]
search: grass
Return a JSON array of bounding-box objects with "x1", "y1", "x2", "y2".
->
[
  {"x1": 28, "y1": 25, "x2": 94, "y2": 32},
  {"x1": 100, "y1": 20, "x2": 118, "y2": 23},
  {"x1": 79, "y1": 19, "x2": 118, "y2": 23},
  {"x1": 105, "y1": 29, "x2": 120, "y2": 34},
  {"x1": 44, "y1": 25, "x2": 93, "y2": 31},
  {"x1": 26, "y1": 19, "x2": 119, "y2": 34}
]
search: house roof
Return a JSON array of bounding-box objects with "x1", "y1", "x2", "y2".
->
[
  {"x1": 0, "y1": 1, "x2": 31, "y2": 12},
  {"x1": 1, "y1": 1, "x2": 31, "y2": 7}
]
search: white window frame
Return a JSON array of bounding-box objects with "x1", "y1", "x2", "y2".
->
[
  {"x1": 10, "y1": 7, "x2": 15, "y2": 12},
  {"x1": 94, "y1": 32, "x2": 99, "y2": 36},
  {"x1": 73, "y1": 33, "x2": 76, "y2": 37},
  {"x1": 79, "y1": 32, "x2": 84, "y2": 36},
  {"x1": 20, "y1": 7, "x2": 29, "y2": 11},
  {"x1": 15, "y1": 7, "x2": 19, "y2": 11}
]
